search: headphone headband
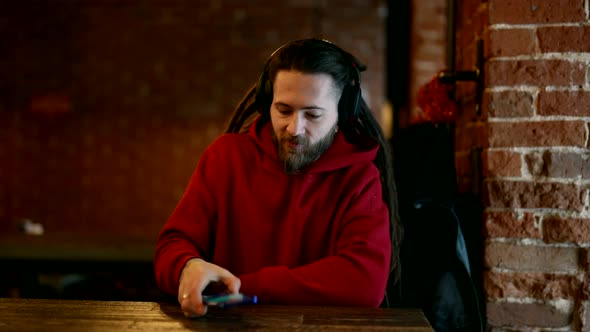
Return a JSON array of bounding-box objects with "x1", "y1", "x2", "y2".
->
[{"x1": 254, "y1": 38, "x2": 362, "y2": 126}]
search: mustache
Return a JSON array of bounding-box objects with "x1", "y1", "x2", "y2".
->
[{"x1": 282, "y1": 135, "x2": 308, "y2": 145}]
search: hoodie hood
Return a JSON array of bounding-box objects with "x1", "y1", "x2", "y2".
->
[{"x1": 248, "y1": 116, "x2": 379, "y2": 174}]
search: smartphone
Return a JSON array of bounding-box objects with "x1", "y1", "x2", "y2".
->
[{"x1": 202, "y1": 293, "x2": 258, "y2": 308}]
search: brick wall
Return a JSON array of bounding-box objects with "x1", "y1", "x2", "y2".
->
[
  {"x1": 406, "y1": 0, "x2": 448, "y2": 126},
  {"x1": 455, "y1": 0, "x2": 590, "y2": 330},
  {"x1": 0, "y1": 1, "x2": 386, "y2": 238}
]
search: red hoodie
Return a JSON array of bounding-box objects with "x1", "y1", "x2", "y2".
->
[{"x1": 154, "y1": 117, "x2": 391, "y2": 307}]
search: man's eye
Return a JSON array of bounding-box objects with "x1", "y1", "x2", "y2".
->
[{"x1": 306, "y1": 113, "x2": 321, "y2": 119}]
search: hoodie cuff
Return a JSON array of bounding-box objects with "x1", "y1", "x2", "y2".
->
[{"x1": 238, "y1": 272, "x2": 260, "y2": 300}]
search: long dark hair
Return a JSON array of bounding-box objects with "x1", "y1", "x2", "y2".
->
[{"x1": 225, "y1": 39, "x2": 402, "y2": 302}]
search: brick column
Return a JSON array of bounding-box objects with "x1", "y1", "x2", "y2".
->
[{"x1": 456, "y1": 0, "x2": 590, "y2": 330}]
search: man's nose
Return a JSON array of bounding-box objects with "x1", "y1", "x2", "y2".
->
[{"x1": 286, "y1": 113, "x2": 305, "y2": 136}]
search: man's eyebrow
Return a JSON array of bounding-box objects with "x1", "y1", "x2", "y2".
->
[{"x1": 274, "y1": 102, "x2": 325, "y2": 111}]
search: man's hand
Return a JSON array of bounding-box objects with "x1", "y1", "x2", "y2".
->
[{"x1": 178, "y1": 258, "x2": 241, "y2": 317}]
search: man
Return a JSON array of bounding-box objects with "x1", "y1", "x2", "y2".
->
[{"x1": 154, "y1": 38, "x2": 401, "y2": 317}]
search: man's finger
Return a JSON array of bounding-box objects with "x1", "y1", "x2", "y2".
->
[
  {"x1": 178, "y1": 291, "x2": 191, "y2": 304},
  {"x1": 219, "y1": 275, "x2": 241, "y2": 294},
  {"x1": 211, "y1": 265, "x2": 241, "y2": 292},
  {"x1": 181, "y1": 295, "x2": 207, "y2": 317}
]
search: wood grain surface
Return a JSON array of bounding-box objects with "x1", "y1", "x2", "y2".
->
[{"x1": 0, "y1": 298, "x2": 433, "y2": 331}]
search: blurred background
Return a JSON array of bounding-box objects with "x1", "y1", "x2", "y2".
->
[
  {"x1": 0, "y1": 0, "x2": 432, "y2": 301},
  {"x1": 3, "y1": 1, "x2": 590, "y2": 330}
]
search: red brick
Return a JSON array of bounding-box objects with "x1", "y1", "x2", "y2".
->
[
  {"x1": 489, "y1": 0, "x2": 585, "y2": 24},
  {"x1": 461, "y1": 40, "x2": 480, "y2": 72},
  {"x1": 487, "y1": 29, "x2": 536, "y2": 57},
  {"x1": 487, "y1": 301, "x2": 573, "y2": 328},
  {"x1": 456, "y1": 178, "x2": 475, "y2": 195},
  {"x1": 477, "y1": 95, "x2": 490, "y2": 120},
  {"x1": 455, "y1": 41, "x2": 474, "y2": 74},
  {"x1": 483, "y1": 150, "x2": 522, "y2": 177},
  {"x1": 489, "y1": 121, "x2": 586, "y2": 148},
  {"x1": 458, "y1": 10, "x2": 479, "y2": 47},
  {"x1": 485, "y1": 180, "x2": 584, "y2": 210},
  {"x1": 522, "y1": 151, "x2": 544, "y2": 177},
  {"x1": 455, "y1": 151, "x2": 473, "y2": 180},
  {"x1": 583, "y1": 301, "x2": 590, "y2": 331},
  {"x1": 524, "y1": 151, "x2": 590, "y2": 179},
  {"x1": 582, "y1": 249, "x2": 590, "y2": 271},
  {"x1": 408, "y1": 0, "x2": 447, "y2": 115},
  {"x1": 538, "y1": 26, "x2": 590, "y2": 53},
  {"x1": 544, "y1": 217, "x2": 590, "y2": 243},
  {"x1": 456, "y1": 25, "x2": 471, "y2": 56},
  {"x1": 483, "y1": 90, "x2": 534, "y2": 118},
  {"x1": 472, "y1": 4, "x2": 489, "y2": 38},
  {"x1": 474, "y1": 122, "x2": 488, "y2": 147},
  {"x1": 524, "y1": 152, "x2": 550, "y2": 177},
  {"x1": 483, "y1": 211, "x2": 541, "y2": 238},
  {"x1": 462, "y1": 0, "x2": 480, "y2": 18},
  {"x1": 484, "y1": 271, "x2": 582, "y2": 299},
  {"x1": 454, "y1": 121, "x2": 488, "y2": 150},
  {"x1": 454, "y1": 82, "x2": 478, "y2": 106},
  {"x1": 484, "y1": 241, "x2": 580, "y2": 271},
  {"x1": 487, "y1": 60, "x2": 586, "y2": 86},
  {"x1": 539, "y1": 90, "x2": 590, "y2": 117}
]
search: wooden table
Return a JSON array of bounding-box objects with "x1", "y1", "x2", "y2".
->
[{"x1": 0, "y1": 298, "x2": 433, "y2": 331}]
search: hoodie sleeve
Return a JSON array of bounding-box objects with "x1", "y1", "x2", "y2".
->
[
  {"x1": 238, "y1": 169, "x2": 392, "y2": 307},
  {"x1": 153, "y1": 148, "x2": 217, "y2": 296}
]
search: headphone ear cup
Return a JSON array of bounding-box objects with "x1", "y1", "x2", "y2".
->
[
  {"x1": 255, "y1": 72, "x2": 272, "y2": 115},
  {"x1": 338, "y1": 84, "x2": 361, "y2": 127},
  {"x1": 338, "y1": 85, "x2": 352, "y2": 125}
]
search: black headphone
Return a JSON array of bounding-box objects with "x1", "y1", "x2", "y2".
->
[{"x1": 254, "y1": 39, "x2": 362, "y2": 127}]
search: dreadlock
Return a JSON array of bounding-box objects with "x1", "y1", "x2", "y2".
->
[{"x1": 224, "y1": 39, "x2": 402, "y2": 305}]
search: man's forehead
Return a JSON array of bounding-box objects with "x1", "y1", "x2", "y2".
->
[{"x1": 273, "y1": 70, "x2": 340, "y2": 99}]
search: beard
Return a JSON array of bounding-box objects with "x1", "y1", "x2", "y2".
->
[{"x1": 272, "y1": 124, "x2": 338, "y2": 174}]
